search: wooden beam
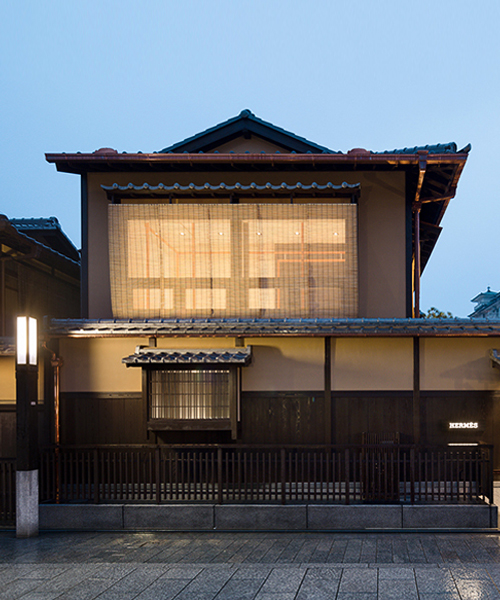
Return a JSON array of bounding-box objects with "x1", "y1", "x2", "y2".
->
[
  {"x1": 0, "y1": 259, "x2": 4, "y2": 337},
  {"x1": 413, "y1": 337, "x2": 421, "y2": 444},
  {"x1": 324, "y1": 337, "x2": 332, "y2": 444},
  {"x1": 414, "y1": 206, "x2": 421, "y2": 316}
]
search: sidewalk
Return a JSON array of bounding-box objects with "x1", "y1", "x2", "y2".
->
[{"x1": 2, "y1": 531, "x2": 500, "y2": 598}]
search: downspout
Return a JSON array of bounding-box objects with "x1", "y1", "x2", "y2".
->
[
  {"x1": 412, "y1": 152, "x2": 427, "y2": 445},
  {"x1": 412, "y1": 151, "x2": 427, "y2": 317},
  {"x1": 42, "y1": 342, "x2": 63, "y2": 502}
]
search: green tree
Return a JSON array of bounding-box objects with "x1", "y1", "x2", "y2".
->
[{"x1": 422, "y1": 307, "x2": 453, "y2": 318}]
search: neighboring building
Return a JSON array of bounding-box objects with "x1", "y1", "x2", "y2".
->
[
  {"x1": 470, "y1": 287, "x2": 500, "y2": 319},
  {"x1": 0, "y1": 215, "x2": 80, "y2": 456},
  {"x1": 43, "y1": 110, "x2": 500, "y2": 471}
]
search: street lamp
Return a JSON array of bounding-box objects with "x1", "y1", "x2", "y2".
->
[
  {"x1": 16, "y1": 316, "x2": 37, "y2": 366},
  {"x1": 16, "y1": 315, "x2": 39, "y2": 538}
]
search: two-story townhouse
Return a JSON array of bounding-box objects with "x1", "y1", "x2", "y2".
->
[{"x1": 44, "y1": 110, "x2": 500, "y2": 470}]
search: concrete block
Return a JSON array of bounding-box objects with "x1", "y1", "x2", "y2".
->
[
  {"x1": 16, "y1": 470, "x2": 39, "y2": 538},
  {"x1": 490, "y1": 504, "x2": 498, "y2": 528},
  {"x1": 215, "y1": 504, "x2": 307, "y2": 530},
  {"x1": 308, "y1": 505, "x2": 402, "y2": 530},
  {"x1": 123, "y1": 505, "x2": 214, "y2": 530},
  {"x1": 39, "y1": 504, "x2": 123, "y2": 530},
  {"x1": 402, "y1": 504, "x2": 496, "y2": 529}
]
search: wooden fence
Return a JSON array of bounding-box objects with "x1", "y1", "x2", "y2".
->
[
  {"x1": 0, "y1": 459, "x2": 15, "y2": 525},
  {"x1": 38, "y1": 444, "x2": 494, "y2": 506}
]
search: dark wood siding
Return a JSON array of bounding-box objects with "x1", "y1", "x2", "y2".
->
[
  {"x1": 0, "y1": 406, "x2": 16, "y2": 457},
  {"x1": 334, "y1": 392, "x2": 414, "y2": 444},
  {"x1": 240, "y1": 392, "x2": 325, "y2": 445},
  {"x1": 423, "y1": 391, "x2": 497, "y2": 466},
  {"x1": 60, "y1": 393, "x2": 147, "y2": 445}
]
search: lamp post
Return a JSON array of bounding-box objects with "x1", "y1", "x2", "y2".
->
[{"x1": 16, "y1": 316, "x2": 39, "y2": 538}]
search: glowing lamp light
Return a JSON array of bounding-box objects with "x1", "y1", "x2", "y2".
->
[{"x1": 16, "y1": 316, "x2": 37, "y2": 366}]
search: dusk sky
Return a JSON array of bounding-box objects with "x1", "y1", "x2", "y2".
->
[{"x1": 1, "y1": 1, "x2": 499, "y2": 317}]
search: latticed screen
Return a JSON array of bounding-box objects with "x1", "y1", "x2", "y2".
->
[
  {"x1": 109, "y1": 203, "x2": 358, "y2": 318},
  {"x1": 149, "y1": 369, "x2": 231, "y2": 420}
]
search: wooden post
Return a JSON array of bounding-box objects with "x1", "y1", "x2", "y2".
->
[
  {"x1": 324, "y1": 337, "x2": 332, "y2": 444},
  {"x1": 345, "y1": 448, "x2": 350, "y2": 505},
  {"x1": 155, "y1": 446, "x2": 161, "y2": 504},
  {"x1": 410, "y1": 447, "x2": 415, "y2": 504},
  {"x1": 281, "y1": 448, "x2": 286, "y2": 505},
  {"x1": 413, "y1": 337, "x2": 421, "y2": 444},
  {"x1": 414, "y1": 207, "x2": 421, "y2": 317},
  {"x1": 93, "y1": 449, "x2": 99, "y2": 504},
  {"x1": 217, "y1": 447, "x2": 223, "y2": 504},
  {"x1": 0, "y1": 260, "x2": 5, "y2": 336}
]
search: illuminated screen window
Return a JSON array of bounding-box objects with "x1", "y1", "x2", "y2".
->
[
  {"x1": 109, "y1": 203, "x2": 358, "y2": 318},
  {"x1": 148, "y1": 369, "x2": 231, "y2": 420}
]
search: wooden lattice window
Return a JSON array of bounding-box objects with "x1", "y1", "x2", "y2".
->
[{"x1": 145, "y1": 367, "x2": 237, "y2": 433}]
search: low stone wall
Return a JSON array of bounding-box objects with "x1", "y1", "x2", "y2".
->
[{"x1": 39, "y1": 503, "x2": 498, "y2": 531}]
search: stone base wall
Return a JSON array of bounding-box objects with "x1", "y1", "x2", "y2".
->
[{"x1": 39, "y1": 503, "x2": 498, "y2": 531}]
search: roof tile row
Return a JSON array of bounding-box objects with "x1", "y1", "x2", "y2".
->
[{"x1": 46, "y1": 318, "x2": 500, "y2": 338}]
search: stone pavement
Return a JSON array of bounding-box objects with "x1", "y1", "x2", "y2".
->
[{"x1": 2, "y1": 531, "x2": 500, "y2": 598}]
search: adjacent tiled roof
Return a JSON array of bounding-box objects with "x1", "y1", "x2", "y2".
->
[
  {"x1": 123, "y1": 346, "x2": 252, "y2": 366},
  {"x1": 469, "y1": 290, "x2": 500, "y2": 318},
  {"x1": 10, "y1": 217, "x2": 61, "y2": 231},
  {"x1": 102, "y1": 181, "x2": 360, "y2": 197},
  {"x1": 0, "y1": 215, "x2": 80, "y2": 275},
  {"x1": 46, "y1": 318, "x2": 500, "y2": 338},
  {"x1": 10, "y1": 217, "x2": 80, "y2": 261},
  {"x1": 381, "y1": 142, "x2": 471, "y2": 155}
]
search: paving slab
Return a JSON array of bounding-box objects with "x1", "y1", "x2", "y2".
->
[{"x1": 2, "y1": 532, "x2": 500, "y2": 598}]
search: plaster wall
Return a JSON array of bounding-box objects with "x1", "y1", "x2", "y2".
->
[
  {"x1": 59, "y1": 337, "x2": 142, "y2": 393},
  {"x1": 59, "y1": 336, "x2": 239, "y2": 393},
  {"x1": 0, "y1": 357, "x2": 15, "y2": 402},
  {"x1": 0, "y1": 355, "x2": 44, "y2": 404},
  {"x1": 213, "y1": 138, "x2": 290, "y2": 153},
  {"x1": 421, "y1": 337, "x2": 500, "y2": 391},
  {"x1": 87, "y1": 170, "x2": 407, "y2": 319},
  {"x1": 59, "y1": 335, "x2": 324, "y2": 394},
  {"x1": 55, "y1": 334, "x2": 500, "y2": 395},
  {"x1": 241, "y1": 337, "x2": 324, "y2": 392},
  {"x1": 331, "y1": 337, "x2": 413, "y2": 391}
]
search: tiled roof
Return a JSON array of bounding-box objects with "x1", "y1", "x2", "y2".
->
[
  {"x1": 10, "y1": 217, "x2": 62, "y2": 231},
  {"x1": 10, "y1": 217, "x2": 80, "y2": 262},
  {"x1": 123, "y1": 346, "x2": 252, "y2": 366},
  {"x1": 0, "y1": 215, "x2": 80, "y2": 272},
  {"x1": 46, "y1": 318, "x2": 500, "y2": 338},
  {"x1": 381, "y1": 142, "x2": 471, "y2": 155},
  {"x1": 469, "y1": 290, "x2": 500, "y2": 318},
  {"x1": 158, "y1": 109, "x2": 471, "y2": 157},
  {"x1": 102, "y1": 181, "x2": 360, "y2": 196},
  {"x1": 159, "y1": 109, "x2": 339, "y2": 154}
]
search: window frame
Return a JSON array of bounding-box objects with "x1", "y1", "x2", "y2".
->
[{"x1": 142, "y1": 364, "x2": 239, "y2": 438}]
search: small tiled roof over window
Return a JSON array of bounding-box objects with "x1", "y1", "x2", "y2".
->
[
  {"x1": 490, "y1": 349, "x2": 500, "y2": 369},
  {"x1": 122, "y1": 346, "x2": 252, "y2": 366}
]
